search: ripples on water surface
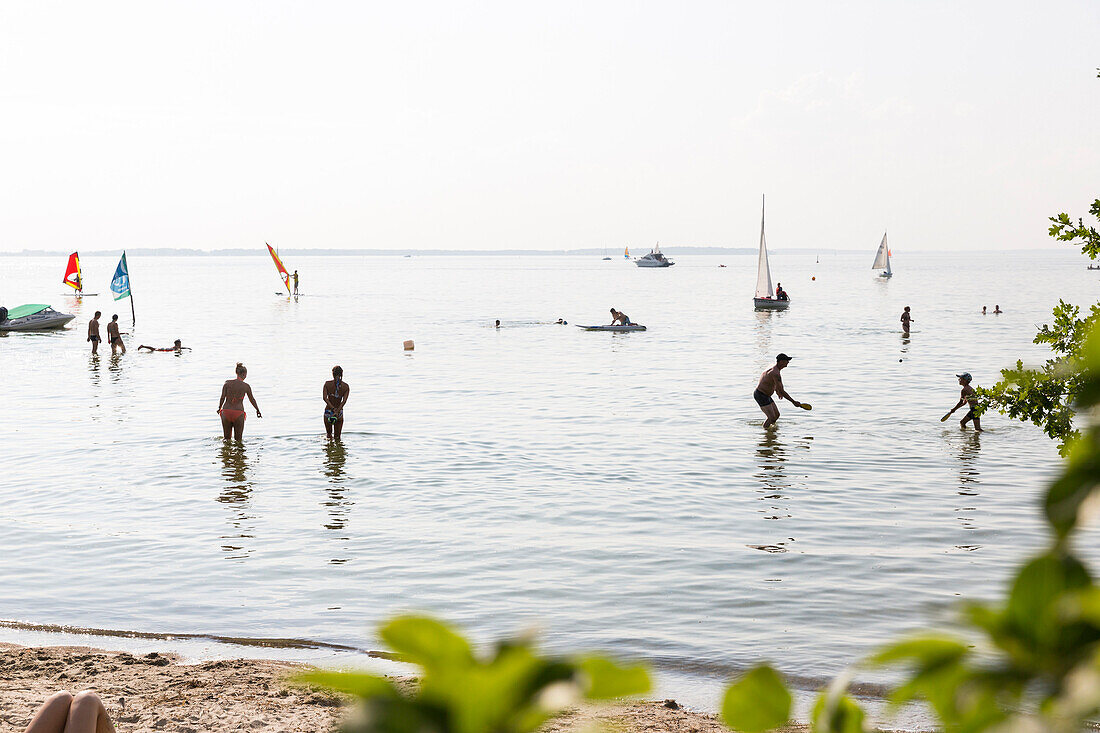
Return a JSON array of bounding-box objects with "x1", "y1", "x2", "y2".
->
[{"x1": 0, "y1": 250, "x2": 1093, "y2": 695}]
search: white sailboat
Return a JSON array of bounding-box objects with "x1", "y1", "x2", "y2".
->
[
  {"x1": 753, "y1": 195, "x2": 789, "y2": 310},
  {"x1": 871, "y1": 232, "x2": 892, "y2": 278}
]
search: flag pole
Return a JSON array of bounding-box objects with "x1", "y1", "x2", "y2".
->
[{"x1": 126, "y1": 251, "x2": 135, "y2": 326}]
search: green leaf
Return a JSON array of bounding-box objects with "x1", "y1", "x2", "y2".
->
[
  {"x1": 380, "y1": 615, "x2": 475, "y2": 669},
  {"x1": 872, "y1": 637, "x2": 968, "y2": 668},
  {"x1": 811, "y1": 692, "x2": 865, "y2": 733},
  {"x1": 293, "y1": 670, "x2": 395, "y2": 698},
  {"x1": 721, "y1": 665, "x2": 792, "y2": 733},
  {"x1": 1007, "y1": 553, "x2": 1091, "y2": 641},
  {"x1": 577, "y1": 656, "x2": 651, "y2": 699}
]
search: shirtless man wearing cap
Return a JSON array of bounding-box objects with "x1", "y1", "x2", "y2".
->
[
  {"x1": 754, "y1": 354, "x2": 803, "y2": 428},
  {"x1": 943, "y1": 372, "x2": 982, "y2": 431}
]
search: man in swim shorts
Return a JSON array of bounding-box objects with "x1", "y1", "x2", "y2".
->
[
  {"x1": 901, "y1": 306, "x2": 912, "y2": 335},
  {"x1": 943, "y1": 372, "x2": 983, "y2": 432},
  {"x1": 754, "y1": 353, "x2": 803, "y2": 428},
  {"x1": 87, "y1": 312, "x2": 101, "y2": 354},
  {"x1": 292, "y1": 270, "x2": 299, "y2": 295},
  {"x1": 107, "y1": 314, "x2": 126, "y2": 355}
]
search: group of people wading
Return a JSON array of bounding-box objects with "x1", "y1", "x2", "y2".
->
[{"x1": 217, "y1": 363, "x2": 349, "y2": 441}]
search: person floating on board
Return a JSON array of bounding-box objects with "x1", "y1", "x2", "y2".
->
[
  {"x1": 218, "y1": 362, "x2": 262, "y2": 441},
  {"x1": 323, "y1": 365, "x2": 351, "y2": 440},
  {"x1": 138, "y1": 339, "x2": 189, "y2": 352},
  {"x1": 609, "y1": 308, "x2": 633, "y2": 326},
  {"x1": 292, "y1": 270, "x2": 299, "y2": 295},
  {"x1": 107, "y1": 314, "x2": 126, "y2": 355},
  {"x1": 943, "y1": 372, "x2": 983, "y2": 432},
  {"x1": 901, "y1": 306, "x2": 913, "y2": 335},
  {"x1": 754, "y1": 353, "x2": 804, "y2": 428},
  {"x1": 87, "y1": 311, "x2": 102, "y2": 355},
  {"x1": 775, "y1": 283, "x2": 789, "y2": 301},
  {"x1": 555, "y1": 318, "x2": 567, "y2": 325}
]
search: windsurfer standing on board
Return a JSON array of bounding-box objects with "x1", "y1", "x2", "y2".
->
[
  {"x1": 292, "y1": 270, "x2": 299, "y2": 295},
  {"x1": 754, "y1": 354, "x2": 803, "y2": 428},
  {"x1": 218, "y1": 362, "x2": 261, "y2": 441}
]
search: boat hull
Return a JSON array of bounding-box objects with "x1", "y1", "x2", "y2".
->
[
  {"x1": 0, "y1": 312, "x2": 76, "y2": 331},
  {"x1": 635, "y1": 259, "x2": 674, "y2": 267},
  {"x1": 754, "y1": 298, "x2": 790, "y2": 311}
]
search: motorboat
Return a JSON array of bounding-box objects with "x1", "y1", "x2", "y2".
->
[
  {"x1": 635, "y1": 243, "x2": 674, "y2": 267},
  {"x1": 753, "y1": 196, "x2": 789, "y2": 310},
  {"x1": 0, "y1": 304, "x2": 76, "y2": 331}
]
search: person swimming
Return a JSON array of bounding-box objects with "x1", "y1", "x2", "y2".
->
[
  {"x1": 138, "y1": 339, "x2": 189, "y2": 352},
  {"x1": 218, "y1": 362, "x2": 261, "y2": 441},
  {"x1": 323, "y1": 365, "x2": 350, "y2": 440}
]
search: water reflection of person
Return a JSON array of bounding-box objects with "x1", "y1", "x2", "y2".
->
[
  {"x1": 323, "y1": 440, "x2": 351, "y2": 533},
  {"x1": 954, "y1": 431, "x2": 982, "y2": 539},
  {"x1": 217, "y1": 442, "x2": 255, "y2": 558},
  {"x1": 748, "y1": 431, "x2": 797, "y2": 553}
]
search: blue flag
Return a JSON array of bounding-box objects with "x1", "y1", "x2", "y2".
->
[{"x1": 111, "y1": 253, "x2": 131, "y2": 301}]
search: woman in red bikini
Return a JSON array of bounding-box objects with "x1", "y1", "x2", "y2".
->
[{"x1": 218, "y1": 362, "x2": 262, "y2": 441}]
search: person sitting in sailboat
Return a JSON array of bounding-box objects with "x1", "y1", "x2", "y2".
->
[
  {"x1": 775, "y1": 283, "x2": 789, "y2": 301},
  {"x1": 609, "y1": 308, "x2": 634, "y2": 326}
]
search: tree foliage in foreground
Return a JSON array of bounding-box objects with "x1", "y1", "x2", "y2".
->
[
  {"x1": 298, "y1": 616, "x2": 650, "y2": 733},
  {"x1": 723, "y1": 324, "x2": 1100, "y2": 733},
  {"x1": 978, "y1": 197, "x2": 1100, "y2": 454}
]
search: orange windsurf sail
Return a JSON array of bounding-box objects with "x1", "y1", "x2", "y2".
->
[
  {"x1": 64, "y1": 252, "x2": 82, "y2": 292},
  {"x1": 266, "y1": 243, "x2": 291, "y2": 293}
]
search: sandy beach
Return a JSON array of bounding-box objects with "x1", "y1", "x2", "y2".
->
[{"x1": 0, "y1": 643, "x2": 754, "y2": 733}]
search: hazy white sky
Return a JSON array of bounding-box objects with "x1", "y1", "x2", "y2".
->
[{"x1": 1, "y1": 1, "x2": 1096, "y2": 252}]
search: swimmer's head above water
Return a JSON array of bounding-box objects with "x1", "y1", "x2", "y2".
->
[{"x1": 236, "y1": 362, "x2": 247, "y2": 378}]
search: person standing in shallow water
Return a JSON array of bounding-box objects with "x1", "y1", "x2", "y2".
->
[
  {"x1": 323, "y1": 365, "x2": 350, "y2": 440},
  {"x1": 87, "y1": 311, "x2": 101, "y2": 354},
  {"x1": 754, "y1": 353, "x2": 803, "y2": 428},
  {"x1": 218, "y1": 362, "x2": 262, "y2": 441},
  {"x1": 943, "y1": 372, "x2": 983, "y2": 432},
  {"x1": 107, "y1": 314, "x2": 126, "y2": 355},
  {"x1": 900, "y1": 306, "x2": 912, "y2": 335},
  {"x1": 292, "y1": 270, "x2": 299, "y2": 295}
]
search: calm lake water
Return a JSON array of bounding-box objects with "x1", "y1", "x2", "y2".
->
[{"x1": 0, "y1": 250, "x2": 1094, "y2": 709}]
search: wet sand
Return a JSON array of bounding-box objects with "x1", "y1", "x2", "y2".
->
[{"x1": 0, "y1": 643, "x2": 769, "y2": 733}]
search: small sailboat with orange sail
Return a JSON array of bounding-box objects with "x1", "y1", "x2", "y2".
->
[
  {"x1": 62, "y1": 252, "x2": 97, "y2": 296},
  {"x1": 266, "y1": 243, "x2": 294, "y2": 295}
]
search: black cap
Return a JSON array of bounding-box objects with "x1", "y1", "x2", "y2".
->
[{"x1": 776, "y1": 353, "x2": 793, "y2": 362}]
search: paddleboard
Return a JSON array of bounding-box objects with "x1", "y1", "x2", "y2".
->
[
  {"x1": 64, "y1": 293, "x2": 99, "y2": 296},
  {"x1": 576, "y1": 324, "x2": 647, "y2": 332}
]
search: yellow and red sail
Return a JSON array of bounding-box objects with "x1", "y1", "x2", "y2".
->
[
  {"x1": 63, "y1": 252, "x2": 82, "y2": 292},
  {"x1": 266, "y1": 243, "x2": 291, "y2": 293}
]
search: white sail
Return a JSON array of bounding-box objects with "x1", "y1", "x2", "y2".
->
[
  {"x1": 754, "y1": 196, "x2": 773, "y2": 299},
  {"x1": 871, "y1": 232, "x2": 889, "y2": 270}
]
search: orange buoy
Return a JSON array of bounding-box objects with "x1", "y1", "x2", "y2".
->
[{"x1": 812, "y1": 276, "x2": 816, "y2": 281}]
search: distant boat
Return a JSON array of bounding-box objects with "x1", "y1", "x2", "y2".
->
[
  {"x1": 753, "y1": 196, "x2": 789, "y2": 310},
  {"x1": 602, "y1": 247, "x2": 611, "y2": 261},
  {"x1": 871, "y1": 232, "x2": 892, "y2": 278},
  {"x1": 1088, "y1": 264, "x2": 1099, "y2": 271},
  {"x1": 635, "y1": 242, "x2": 674, "y2": 267},
  {"x1": 62, "y1": 252, "x2": 97, "y2": 296},
  {"x1": 266, "y1": 242, "x2": 292, "y2": 294}
]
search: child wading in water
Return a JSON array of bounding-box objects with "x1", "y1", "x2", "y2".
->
[{"x1": 943, "y1": 372, "x2": 983, "y2": 431}]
